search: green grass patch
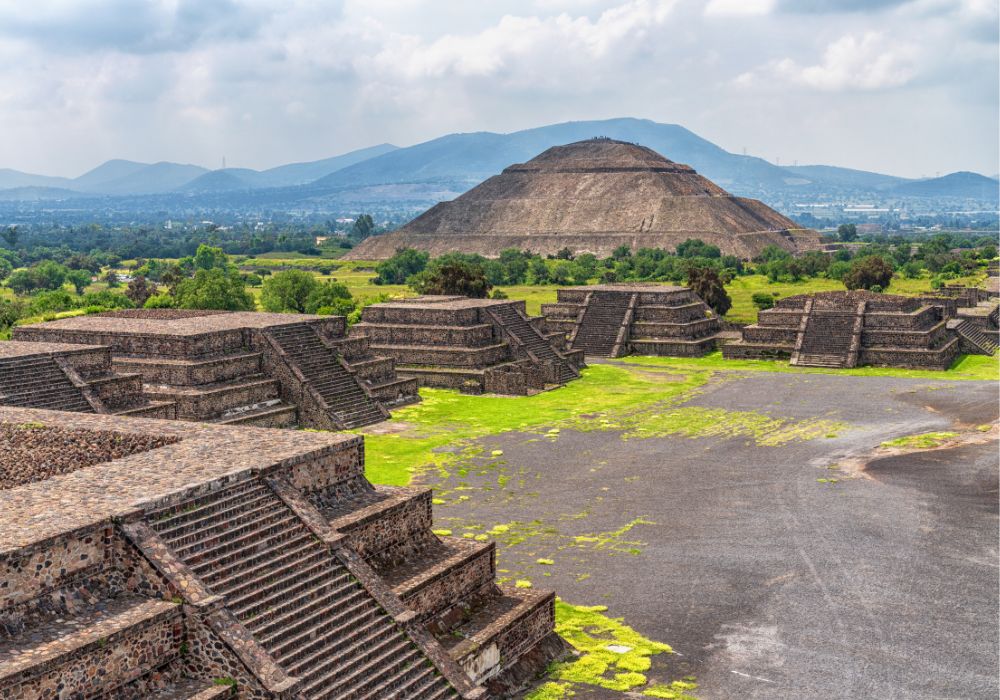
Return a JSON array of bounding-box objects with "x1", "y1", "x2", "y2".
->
[
  {"x1": 525, "y1": 600, "x2": 695, "y2": 699},
  {"x1": 622, "y1": 351, "x2": 999, "y2": 382},
  {"x1": 881, "y1": 431, "x2": 959, "y2": 450},
  {"x1": 359, "y1": 364, "x2": 709, "y2": 485}
]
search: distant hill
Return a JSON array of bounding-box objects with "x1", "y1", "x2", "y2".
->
[
  {"x1": 258, "y1": 143, "x2": 399, "y2": 187},
  {"x1": 0, "y1": 169, "x2": 74, "y2": 190},
  {"x1": 890, "y1": 171, "x2": 998, "y2": 199},
  {"x1": 0, "y1": 119, "x2": 995, "y2": 210},
  {"x1": 313, "y1": 118, "x2": 792, "y2": 193},
  {"x1": 0, "y1": 186, "x2": 95, "y2": 201},
  {"x1": 89, "y1": 162, "x2": 210, "y2": 195}
]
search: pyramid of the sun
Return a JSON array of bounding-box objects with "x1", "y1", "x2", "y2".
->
[{"x1": 347, "y1": 138, "x2": 822, "y2": 260}]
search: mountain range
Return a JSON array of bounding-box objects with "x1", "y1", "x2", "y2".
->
[{"x1": 1, "y1": 118, "x2": 996, "y2": 207}]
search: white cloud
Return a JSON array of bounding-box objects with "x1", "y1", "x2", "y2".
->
[
  {"x1": 704, "y1": 0, "x2": 776, "y2": 17},
  {"x1": 739, "y1": 31, "x2": 918, "y2": 91}
]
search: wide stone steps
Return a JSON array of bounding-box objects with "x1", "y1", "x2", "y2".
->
[
  {"x1": 267, "y1": 323, "x2": 385, "y2": 429},
  {"x1": 0, "y1": 356, "x2": 93, "y2": 412},
  {"x1": 148, "y1": 478, "x2": 455, "y2": 700},
  {"x1": 572, "y1": 293, "x2": 630, "y2": 356},
  {"x1": 796, "y1": 353, "x2": 848, "y2": 368},
  {"x1": 795, "y1": 311, "x2": 857, "y2": 368},
  {"x1": 956, "y1": 319, "x2": 999, "y2": 354},
  {"x1": 489, "y1": 304, "x2": 576, "y2": 381}
]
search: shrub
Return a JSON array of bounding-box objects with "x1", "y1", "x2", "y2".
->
[
  {"x1": 843, "y1": 256, "x2": 894, "y2": 291},
  {"x1": 751, "y1": 292, "x2": 775, "y2": 310}
]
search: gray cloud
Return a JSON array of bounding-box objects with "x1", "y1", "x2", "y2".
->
[{"x1": 0, "y1": 0, "x2": 994, "y2": 179}]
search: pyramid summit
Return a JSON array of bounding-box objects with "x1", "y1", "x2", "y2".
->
[{"x1": 348, "y1": 138, "x2": 822, "y2": 260}]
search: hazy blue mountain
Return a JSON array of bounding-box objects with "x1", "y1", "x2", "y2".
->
[
  {"x1": 88, "y1": 161, "x2": 209, "y2": 195},
  {"x1": 890, "y1": 171, "x2": 999, "y2": 199},
  {"x1": 312, "y1": 118, "x2": 792, "y2": 193},
  {"x1": 72, "y1": 159, "x2": 152, "y2": 190},
  {"x1": 0, "y1": 186, "x2": 93, "y2": 201},
  {"x1": 781, "y1": 164, "x2": 906, "y2": 191},
  {"x1": 0, "y1": 169, "x2": 74, "y2": 190},
  {"x1": 179, "y1": 168, "x2": 263, "y2": 192},
  {"x1": 258, "y1": 143, "x2": 399, "y2": 187}
]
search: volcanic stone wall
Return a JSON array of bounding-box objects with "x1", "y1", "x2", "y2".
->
[{"x1": 723, "y1": 291, "x2": 962, "y2": 369}]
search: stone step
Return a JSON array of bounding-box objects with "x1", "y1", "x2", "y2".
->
[
  {"x1": 227, "y1": 558, "x2": 337, "y2": 615},
  {"x1": 170, "y1": 508, "x2": 298, "y2": 558},
  {"x1": 219, "y1": 544, "x2": 329, "y2": 601},
  {"x1": 149, "y1": 480, "x2": 273, "y2": 534},
  {"x1": 271, "y1": 605, "x2": 384, "y2": 667},
  {"x1": 282, "y1": 608, "x2": 389, "y2": 675},
  {"x1": 0, "y1": 597, "x2": 180, "y2": 696},
  {"x1": 387, "y1": 538, "x2": 495, "y2": 617},
  {"x1": 196, "y1": 529, "x2": 315, "y2": 583},
  {"x1": 259, "y1": 588, "x2": 372, "y2": 652},
  {"x1": 148, "y1": 678, "x2": 235, "y2": 700},
  {"x1": 187, "y1": 520, "x2": 307, "y2": 576},
  {"x1": 159, "y1": 496, "x2": 286, "y2": 545},
  {"x1": 307, "y1": 637, "x2": 419, "y2": 698},
  {"x1": 242, "y1": 569, "x2": 357, "y2": 633},
  {"x1": 214, "y1": 401, "x2": 298, "y2": 428}
]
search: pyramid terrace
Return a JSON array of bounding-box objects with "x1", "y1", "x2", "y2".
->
[
  {"x1": 353, "y1": 296, "x2": 585, "y2": 395},
  {"x1": 0, "y1": 408, "x2": 560, "y2": 699},
  {"x1": 541, "y1": 283, "x2": 728, "y2": 358},
  {"x1": 10, "y1": 309, "x2": 419, "y2": 429}
]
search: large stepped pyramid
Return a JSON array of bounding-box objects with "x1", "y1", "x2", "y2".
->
[
  {"x1": 347, "y1": 138, "x2": 822, "y2": 260},
  {"x1": 13, "y1": 309, "x2": 418, "y2": 430},
  {"x1": 0, "y1": 407, "x2": 564, "y2": 699},
  {"x1": 723, "y1": 290, "x2": 990, "y2": 369},
  {"x1": 354, "y1": 296, "x2": 584, "y2": 395},
  {"x1": 542, "y1": 283, "x2": 727, "y2": 358}
]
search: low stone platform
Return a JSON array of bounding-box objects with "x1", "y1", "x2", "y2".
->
[
  {"x1": 13, "y1": 309, "x2": 419, "y2": 430},
  {"x1": 722, "y1": 290, "x2": 988, "y2": 369},
  {"x1": 354, "y1": 296, "x2": 584, "y2": 395},
  {"x1": 541, "y1": 283, "x2": 726, "y2": 358},
  {"x1": 0, "y1": 339, "x2": 175, "y2": 418},
  {"x1": 0, "y1": 408, "x2": 561, "y2": 698}
]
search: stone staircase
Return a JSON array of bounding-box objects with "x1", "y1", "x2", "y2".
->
[
  {"x1": 955, "y1": 319, "x2": 999, "y2": 354},
  {"x1": 793, "y1": 310, "x2": 858, "y2": 368},
  {"x1": 0, "y1": 355, "x2": 93, "y2": 412},
  {"x1": 266, "y1": 323, "x2": 387, "y2": 429},
  {"x1": 147, "y1": 478, "x2": 459, "y2": 700},
  {"x1": 488, "y1": 303, "x2": 578, "y2": 382},
  {"x1": 571, "y1": 291, "x2": 631, "y2": 357}
]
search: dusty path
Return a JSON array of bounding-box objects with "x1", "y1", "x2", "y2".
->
[{"x1": 418, "y1": 370, "x2": 998, "y2": 699}]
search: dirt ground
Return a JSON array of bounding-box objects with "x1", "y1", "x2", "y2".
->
[{"x1": 418, "y1": 368, "x2": 999, "y2": 699}]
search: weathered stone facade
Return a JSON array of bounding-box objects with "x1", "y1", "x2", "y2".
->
[
  {"x1": 12, "y1": 309, "x2": 419, "y2": 430},
  {"x1": 722, "y1": 290, "x2": 992, "y2": 369},
  {"x1": 0, "y1": 407, "x2": 562, "y2": 699},
  {"x1": 354, "y1": 296, "x2": 584, "y2": 395},
  {"x1": 541, "y1": 283, "x2": 727, "y2": 358}
]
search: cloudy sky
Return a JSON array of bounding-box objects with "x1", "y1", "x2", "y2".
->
[{"x1": 1, "y1": 0, "x2": 997, "y2": 178}]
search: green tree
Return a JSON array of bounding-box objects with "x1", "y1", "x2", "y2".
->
[
  {"x1": 408, "y1": 256, "x2": 492, "y2": 298},
  {"x1": 751, "y1": 292, "x2": 776, "y2": 310},
  {"x1": 0, "y1": 257, "x2": 12, "y2": 282},
  {"x1": 687, "y1": 266, "x2": 732, "y2": 316},
  {"x1": 676, "y1": 239, "x2": 721, "y2": 259},
  {"x1": 260, "y1": 270, "x2": 319, "y2": 313},
  {"x1": 837, "y1": 223, "x2": 858, "y2": 242},
  {"x1": 843, "y1": 256, "x2": 894, "y2": 291},
  {"x1": 125, "y1": 275, "x2": 155, "y2": 307},
  {"x1": 173, "y1": 268, "x2": 253, "y2": 311},
  {"x1": 66, "y1": 269, "x2": 92, "y2": 295},
  {"x1": 305, "y1": 281, "x2": 354, "y2": 316},
  {"x1": 374, "y1": 248, "x2": 430, "y2": 285},
  {"x1": 1, "y1": 227, "x2": 18, "y2": 248},
  {"x1": 351, "y1": 214, "x2": 376, "y2": 240},
  {"x1": 193, "y1": 244, "x2": 229, "y2": 271}
]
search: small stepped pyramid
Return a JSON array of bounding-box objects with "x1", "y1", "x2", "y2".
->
[
  {"x1": 266, "y1": 323, "x2": 387, "y2": 429},
  {"x1": 488, "y1": 303, "x2": 578, "y2": 382},
  {"x1": 0, "y1": 355, "x2": 93, "y2": 412},
  {"x1": 955, "y1": 319, "x2": 999, "y2": 354},
  {"x1": 147, "y1": 478, "x2": 459, "y2": 700},
  {"x1": 571, "y1": 291, "x2": 631, "y2": 356},
  {"x1": 794, "y1": 311, "x2": 857, "y2": 368}
]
